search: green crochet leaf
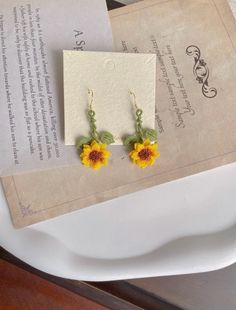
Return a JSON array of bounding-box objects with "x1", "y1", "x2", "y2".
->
[
  {"x1": 99, "y1": 131, "x2": 115, "y2": 145},
  {"x1": 143, "y1": 128, "x2": 157, "y2": 142},
  {"x1": 123, "y1": 134, "x2": 139, "y2": 146},
  {"x1": 76, "y1": 136, "x2": 91, "y2": 149}
]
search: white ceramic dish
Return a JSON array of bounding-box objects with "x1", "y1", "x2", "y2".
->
[{"x1": 1, "y1": 162, "x2": 236, "y2": 281}]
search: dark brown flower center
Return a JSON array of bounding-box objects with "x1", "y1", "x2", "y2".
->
[
  {"x1": 89, "y1": 150, "x2": 102, "y2": 162},
  {"x1": 138, "y1": 148, "x2": 152, "y2": 161}
]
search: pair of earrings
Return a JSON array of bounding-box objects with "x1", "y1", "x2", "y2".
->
[{"x1": 76, "y1": 89, "x2": 160, "y2": 170}]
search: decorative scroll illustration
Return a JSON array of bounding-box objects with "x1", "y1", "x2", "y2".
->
[{"x1": 186, "y1": 45, "x2": 217, "y2": 98}]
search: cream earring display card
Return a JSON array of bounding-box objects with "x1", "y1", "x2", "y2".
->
[
  {"x1": 0, "y1": 0, "x2": 113, "y2": 176},
  {"x1": 3, "y1": 0, "x2": 236, "y2": 228},
  {"x1": 63, "y1": 51, "x2": 156, "y2": 145}
]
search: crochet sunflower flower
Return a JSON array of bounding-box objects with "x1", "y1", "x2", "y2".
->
[
  {"x1": 80, "y1": 140, "x2": 111, "y2": 170},
  {"x1": 129, "y1": 139, "x2": 160, "y2": 168},
  {"x1": 123, "y1": 91, "x2": 160, "y2": 168}
]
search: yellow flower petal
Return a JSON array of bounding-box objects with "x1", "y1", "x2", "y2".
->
[
  {"x1": 81, "y1": 157, "x2": 91, "y2": 167},
  {"x1": 103, "y1": 150, "x2": 111, "y2": 158},
  {"x1": 83, "y1": 144, "x2": 91, "y2": 149},
  {"x1": 91, "y1": 161, "x2": 103, "y2": 170},
  {"x1": 153, "y1": 150, "x2": 160, "y2": 158},
  {"x1": 134, "y1": 143, "x2": 144, "y2": 152},
  {"x1": 143, "y1": 139, "x2": 151, "y2": 146},
  {"x1": 137, "y1": 160, "x2": 148, "y2": 168},
  {"x1": 100, "y1": 144, "x2": 107, "y2": 150},
  {"x1": 149, "y1": 144, "x2": 158, "y2": 152},
  {"x1": 130, "y1": 150, "x2": 139, "y2": 161},
  {"x1": 80, "y1": 148, "x2": 91, "y2": 157},
  {"x1": 101, "y1": 158, "x2": 108, "y2": 166},
  {"x1": 90, "y1": 140, "x2": 100, "y2": 150}
]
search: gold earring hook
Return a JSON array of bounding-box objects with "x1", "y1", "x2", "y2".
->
[
  {"x1": 88, "y1": 89, "x2": 94, "y2": 110},
  {"x1": 129, "y1": 90, "x2": 138, "y2": 110}
]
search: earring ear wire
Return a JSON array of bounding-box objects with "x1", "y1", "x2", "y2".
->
[
  {"x1": 88, "y1": 88, "x2": 94, "y2": 110},
  {"x1": 129, "y1": 89, "x2": 139, "y2": 110}
]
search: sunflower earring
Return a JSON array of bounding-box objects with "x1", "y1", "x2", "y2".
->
[
  {"x1": 76, "y1": 89, "x2": 114, "y2": 170},
  {"x1": 123, "y1": 90, "x2": 160, "y2": 168}
]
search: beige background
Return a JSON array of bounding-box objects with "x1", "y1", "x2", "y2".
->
[{"x1": 2, "y1": 0, "x2": 236, "y2": 228}]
